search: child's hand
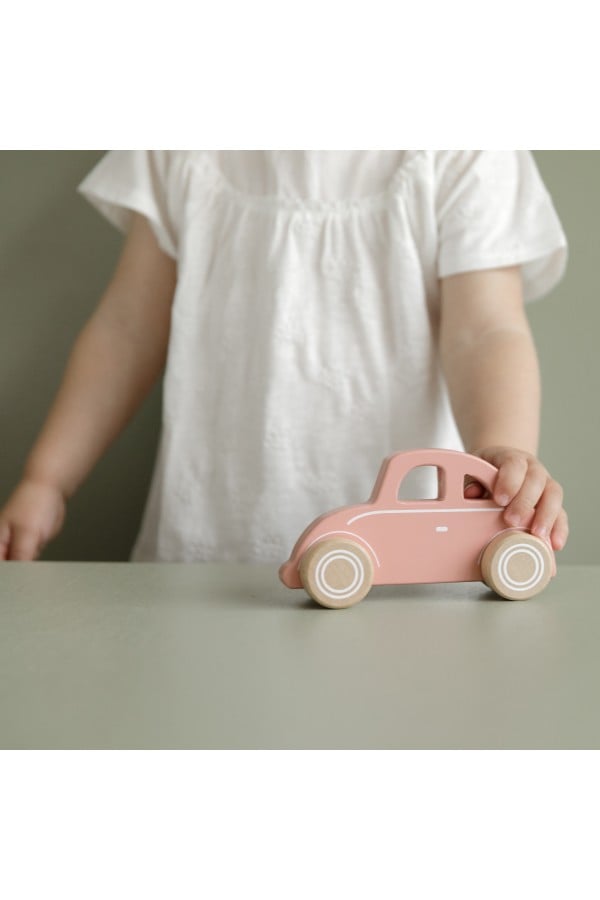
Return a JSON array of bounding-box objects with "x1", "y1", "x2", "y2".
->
[
  {"x1": 471, "y1": 447, "x2": 568, "y2": 552},
  {"x1": 0, "y1": 479, "x2": 66, "y2": 561}
]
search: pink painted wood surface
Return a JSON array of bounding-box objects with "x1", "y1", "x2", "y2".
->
[{"x1": 279, "y1": 449, "x2": 556, "y2": 590}]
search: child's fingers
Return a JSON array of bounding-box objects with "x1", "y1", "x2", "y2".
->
[
  {"x1": 464, "y1": 478, "x2": 486, "y2": 499},
  {"x1": 550, "y1": 508, "x2": 569, "y2": 551},
  {"x1": 504, "y1": 466, "x2": 548, "y2": 528},
  {"x1": 530, "y1": 479, "x2": 564, "y2": 540},
  {"x1": 8, "y1": 526, "x2": 41, "y2": 561},
  {"x1": 479, "y1": 449, "x2": 567, "y2": 550},
  {"x1": 501, "y1": 462, "x2": 548, "y2": 528},
  {"x1": 492, "y1": 454, "x2": 529, "y2": 506},
  {"x1": 0, "y1": 521, "x2": 11, "y2": 561}
]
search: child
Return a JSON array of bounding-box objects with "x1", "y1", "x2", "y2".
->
[{"x1": 0, "y1": 151, "x2": 569, "y2": 563}]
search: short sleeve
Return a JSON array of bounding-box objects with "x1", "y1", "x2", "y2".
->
[
  {"x1": 435, "y1": 151, "x2": 568, "y2": 302},
  {"x1": 76, "y1": 150, "x2": 182, "y2": 259}
]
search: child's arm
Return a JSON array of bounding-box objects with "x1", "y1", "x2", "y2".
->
[
  {"x1": 0, "y1": 212, "x2": 177, "y2": 561},
  {"x1": 439, "y1": 265, "x2": 569, "y2": 551}
]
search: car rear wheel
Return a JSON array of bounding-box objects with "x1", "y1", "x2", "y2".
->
[
  {"x1": 480, "y1": 532, "x2": 554, "y2": 600},
  {"x1": 299, "y1": 539, "x2": 374, "y2": 609}
]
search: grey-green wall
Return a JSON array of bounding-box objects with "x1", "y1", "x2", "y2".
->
[{"x1": 0, "y1": 151, "x2": 597, "y2": 563}]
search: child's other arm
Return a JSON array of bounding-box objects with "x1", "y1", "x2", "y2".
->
[
  {"x1": 0, "y1": 212, "x2": 177, "y2": 561},
  {"x1": 439, "y1": 265, "x2": 568, "y2": 551}
]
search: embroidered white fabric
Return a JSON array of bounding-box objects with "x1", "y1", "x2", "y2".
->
[{"x1": 77, "y1": 150, "x2": 567, "y2": 562}]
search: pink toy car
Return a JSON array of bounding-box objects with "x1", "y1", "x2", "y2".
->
[{"x1": 279, "y1": 449, "x2": 556, "y2": 608}]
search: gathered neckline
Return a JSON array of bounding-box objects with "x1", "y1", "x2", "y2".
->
[{"x1": 191, "y1": 150, "x2": 427, "y2": 216}]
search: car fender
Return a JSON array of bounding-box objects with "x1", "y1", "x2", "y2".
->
[
  {"x1": 279, "y1": 529, "x2": 380, "y2": 589},
  {"x1": 303, "y1": 529, "x2": 381, "y2": 569}
]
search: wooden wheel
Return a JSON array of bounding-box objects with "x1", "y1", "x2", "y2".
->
[
  {"x1": 481, "y1": 532, "x2": 553, "y2": 600},
  {"x1": 299, "y1": 539, "x2": 374, "y2": 609}
]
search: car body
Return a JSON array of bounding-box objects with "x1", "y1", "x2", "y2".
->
[{"x1": 279, "y1": 448, "x2": 556, "y2": 604}]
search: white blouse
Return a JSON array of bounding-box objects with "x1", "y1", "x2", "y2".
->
[{"x1": 77, "y1": 150, "x2": 567, "y2": 563}]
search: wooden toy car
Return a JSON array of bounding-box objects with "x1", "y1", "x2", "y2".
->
[{"x1": 279, "y1": 449, "x2": 556, "y2": 608}]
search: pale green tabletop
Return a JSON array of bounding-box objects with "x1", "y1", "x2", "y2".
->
[{"x1": 0, "y1": 562, "x2": 598, "y2": 749}]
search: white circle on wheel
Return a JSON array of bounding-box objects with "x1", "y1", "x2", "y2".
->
[
  {"x1": 299, "y1": 539, "x2": 374, "y2": 609},
  {"x1": 481, "y1": 532, "x2": 554, "y2": 600}
]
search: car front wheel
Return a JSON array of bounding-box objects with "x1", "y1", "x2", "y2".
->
[
  {"x1": 299, "y1": 539, "x2": 374, "y2": 609},
  {"x1": 480, "y1": 532, "x2": 554, "y2": 600}
]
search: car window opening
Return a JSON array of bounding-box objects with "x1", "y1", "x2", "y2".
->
[{"x1": 398, "y1": 465, "x2": 445, "y2": 501}]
